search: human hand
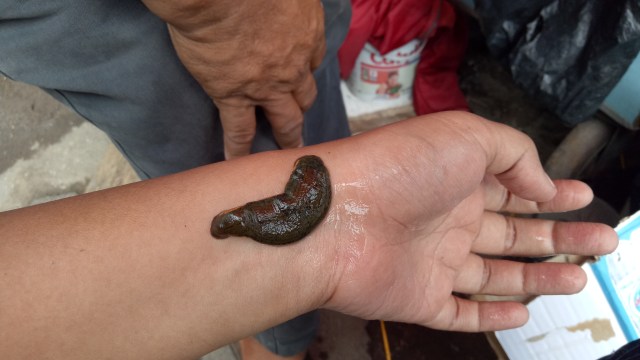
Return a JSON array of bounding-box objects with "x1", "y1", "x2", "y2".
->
[
  {"x1": 142, "y1": 0, "x2": 325, "y2": 159},
  {"x1": 316, "y1": 111, "x2": 618, "y2": 332},
  {"x1": 0, "y1": 111, "x2": 619, "y2": 357}
]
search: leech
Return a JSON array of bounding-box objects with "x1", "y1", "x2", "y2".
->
[{"x1": 210, "y1": 155, "x2": 331, "y2": 245}]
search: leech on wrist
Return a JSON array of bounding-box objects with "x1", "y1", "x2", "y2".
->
[{"x1": 210, "y1": 155, "x2": 331, "y2": 245}]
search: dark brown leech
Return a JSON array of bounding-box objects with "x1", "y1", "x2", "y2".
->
[{"x1": 210, "y1": 155, "x2": 331, "y2": 245}]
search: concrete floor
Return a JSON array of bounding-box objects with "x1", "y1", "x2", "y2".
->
[{"x1": 0, "y1": 77, "x2": 112, "y2": 211}]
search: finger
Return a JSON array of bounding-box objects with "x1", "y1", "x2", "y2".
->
[
  {"x1": 216, "y1": 100, "x2": 257, "y2": 160},
  {"x1": 471, "y1": 212, "x2": 618, "y2": 256},
  {"x1": 292, "y1": 71, "x2": 318, "y2": 112},
  {"x1": 262, "y1": 94, "x2": 304, "y2": 149},
  {"x1": 427, "y1": 296, "x2": 528, "y2": 332},
  {"x1": 484, "y1": 176, "x2": 594, "y2": 213},
  {"x1": 453, "y1": 255, "x2": 587, "y2": 296},
  {"x1": 476, "y1": 119, "x2": 557, "y2": 202},
  {"x1": 310, "y1": 36, "x2": 326, "y2": 71},
  {"x1": 310, "y1": 4, "x2": 326, "y2": 71}
]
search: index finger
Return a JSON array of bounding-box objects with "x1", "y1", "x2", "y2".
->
[
  {"x1": 483, "y1": 176, "x2": 594, "y2": 214},
  {"x1": 472, "y1": 117, "x2": 557, "y2": 203}
]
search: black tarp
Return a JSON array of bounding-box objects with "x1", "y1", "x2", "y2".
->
[{"x1": 475, "y1": 0, "x2": 640, "y2": 126}]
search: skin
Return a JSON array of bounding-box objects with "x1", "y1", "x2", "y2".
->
[
  {"x1": 0, "y1": 112, "x2": 618, "y2": 359},
  {"x1": 141, "y1": 0, "x2": 325, "y2": 159},
  {"x1": 210, "y1": 155, "x2": 331, "y2": 245}
]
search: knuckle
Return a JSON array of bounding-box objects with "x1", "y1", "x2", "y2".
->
[
  {"x1": 503, "y1": 216, "x2": 518, "y2": 253},
  {"x1": 274, "y1": 116, "x2": 303, "y2": 135},
  {"x1": 300, "y1": 89, "x2": 317, "y2": 111},
  {"x1": 225, "y1": 127, "x2": 255, "y2": 145},
  {"x1": 479, "y1": 259, "x2": 492, "y2": 293},
  {"x1": 272, "y1": 120, "x2": 303, "y2": 148},
  {"x1": 274, "y1": 129, "x2": 301, "y2": 146},
  {"x1": 273, "y1": 66, "x2": 307, "y2": 89},
  {"x1": 498, "y1": 188, "x2": 512, "y2": 212},
  {"x1": 521, "y1": 264, "x2": 532, "y2": 294}
]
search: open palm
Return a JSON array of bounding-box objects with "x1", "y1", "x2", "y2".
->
[{"x1": 320, "y1": 112, "x2": 617, "y2": 332}]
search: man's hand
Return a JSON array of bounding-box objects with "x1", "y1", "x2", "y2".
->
[
  {"x1": 142, "y1": 0, "x2": 325, "y2": 159},
  {"x1": 317, "y1": 111, "x2": 618, "y2": 332}
]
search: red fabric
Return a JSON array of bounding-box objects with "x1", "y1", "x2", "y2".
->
[{"x1": 338, "y1": 0, "x2": 469, "y2": 115}]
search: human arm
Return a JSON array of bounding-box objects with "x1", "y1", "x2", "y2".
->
[
  {"x1": 0, "y1": 112, "x2": 618, "y2": 359},
  {"x1": 140, "y1": 0, "x2": 326, "y2": 159}
]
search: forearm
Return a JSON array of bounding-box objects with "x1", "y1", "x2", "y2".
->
[{"x1": 0, "y1": 148, "x2": 347, "y2": 359}]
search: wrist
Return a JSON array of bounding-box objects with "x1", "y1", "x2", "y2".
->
[
  {"x1": 286, "y1": 140, "x2": 375, "y2": 312},
  {"x1": 198, "y1": 148, "x2": 348, "y2": 319},
  {"x1": 211, "y1": 144, "x2": 365, "y2": 316}
]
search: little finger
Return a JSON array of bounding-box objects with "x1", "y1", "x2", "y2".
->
[
  {"x1": 483, "y1": 176, "x2": 594, "y2": 214},
  {"x1": 426, "y1": 296, "x2": 528, "y2": 332}
]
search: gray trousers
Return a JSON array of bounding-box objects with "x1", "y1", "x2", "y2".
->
[{"x1": 0, "y1": 0, "x2": 351, "y2": 356}]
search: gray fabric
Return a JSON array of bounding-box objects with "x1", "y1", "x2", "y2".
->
[
  {"x1": 254, "y1": 311, "x2": 320, "y2": 357},
  {"x1": 0, "y1": 0, "x2": 351, "y2": 356}
]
